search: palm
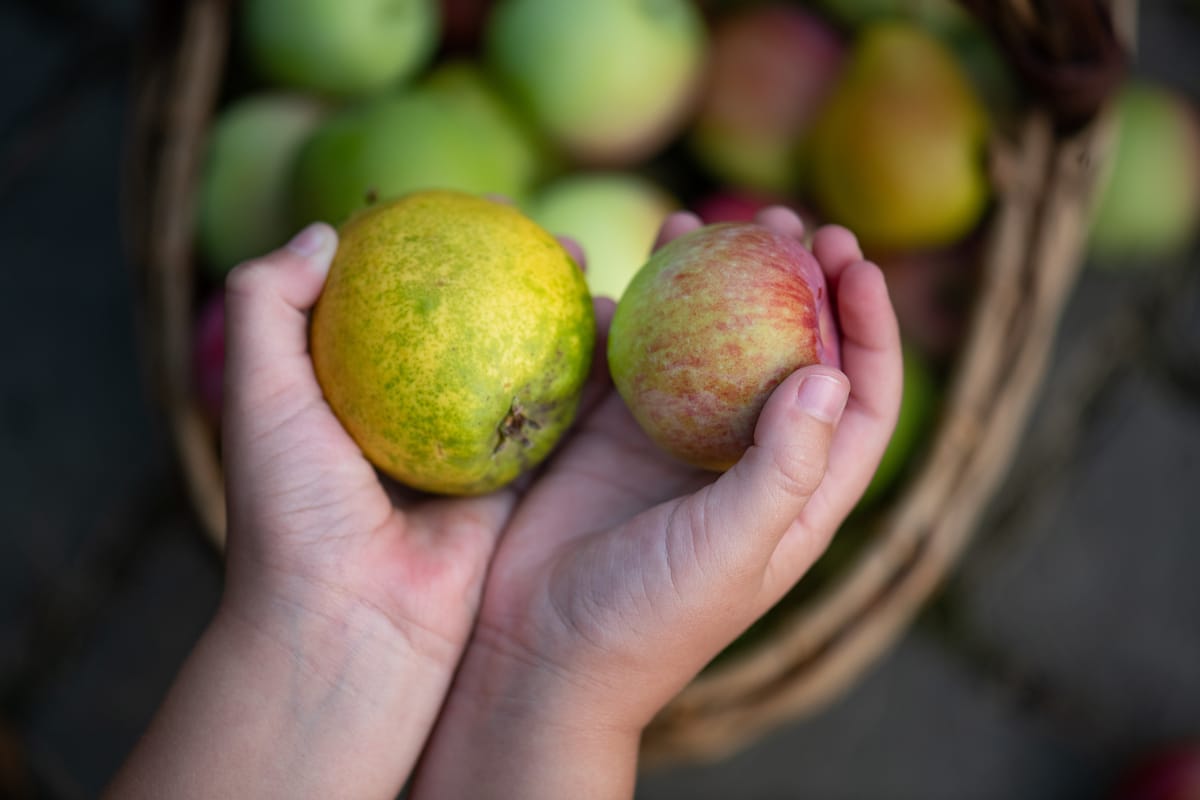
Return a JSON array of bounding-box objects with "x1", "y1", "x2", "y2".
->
[{"x1": 222, "y1": 268, "x2": 516, "y2": 669}]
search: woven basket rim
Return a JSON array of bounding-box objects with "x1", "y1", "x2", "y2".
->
[{"x1": 123, "y1": 0, "x2": 1133, "y2": 768}]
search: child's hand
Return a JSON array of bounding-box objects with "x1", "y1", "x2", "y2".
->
[
  {"x1": 108, "y1": 224, "x2": 518, "y2": 799},
  {"x1": 411, "y1": 209, "x2": 903, "y2": 800}
]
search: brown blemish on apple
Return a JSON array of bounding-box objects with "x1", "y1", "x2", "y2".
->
[{"x1": 493, "y1": 397, "x2": 542, "y2": 455}]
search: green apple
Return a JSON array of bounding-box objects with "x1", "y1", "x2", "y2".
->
[
  {"x1": 1088, "y1": 81, "x2": 1200, "y2": 265},
  {"x1": 196, "y1": 92, "x2": 328, "y2": 277},
  {"x1": 424, "y1": 60, "x2": 557, "y2": 193},
  {"x1": 291, "y1": 85, "x2": 539, "y2": 227},
  {"x1": 486, "y1": 0, "x2": 705, "y2": 164},
  {"x1": 526, "y1": 173, "x2": 677, "y2": 300},
  {"x1": 241, "y1": 0, "x2": 439, "y2": 95}
]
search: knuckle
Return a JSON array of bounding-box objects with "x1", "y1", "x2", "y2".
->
[
  {"x1": 224, "y1": 258, "x2": 275, "y2": 298},
  {"x1": 771, "y1": 441, "x2": 827, "y2": 500}
]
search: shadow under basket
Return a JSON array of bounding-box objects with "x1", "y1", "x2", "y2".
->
[{"x1": 124, "y1": 0, "x2": 1135, "y2": 768}]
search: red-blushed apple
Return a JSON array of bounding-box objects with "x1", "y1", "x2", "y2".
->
[
  {"x1": 608, "y1": 223, "x2": 840, "y2": 471},
  {"x1": 193, "y1": 291, "x2": 225, "y2": 426},
  {"x1": 690, "y1": 4, "x2": 846, "y2": 194}
]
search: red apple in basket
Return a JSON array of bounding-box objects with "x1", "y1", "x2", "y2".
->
[
  {"x1": 690, "y1": 4, "x2": 846, "y2": 194},
  {"x1": 608, "y1": 222, "x2": 840, "y2": 470}
]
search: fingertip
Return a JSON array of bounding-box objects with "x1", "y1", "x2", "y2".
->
[
  {"x1": 794, "y1": 367, "x2": 850, "y2": 425},
  {"x1": 593, "y1": 296, "x2": 617, "y2": 333},
  {"x1": 754, "y1": 206, "x2": 806, "y2": 241},
  {"x1": 812, "y1": 225, "x2": 863, "y2": 282},
  {"x1": 653, "y1": 211, "x2": 703, "y2": 250},
  {"x1": 558, "y1": 235, "x2": 587, "y2": 272},
  {"x1": 281, "y1": 223, "x2": 337, "y2": 281}
]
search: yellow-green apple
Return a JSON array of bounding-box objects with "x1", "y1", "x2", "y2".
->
[
  {"x1": 291, "y1": 81, "x2": 539, "y2": 226},
  {"x1": 486, "y1": 0, "x2": 706, "y2": 164},
  {"x1": 608, "y1": 222, "x2": 840, "y2": 470},
  {"x1": 1089, "y1": 81, "x2": 1200, "y2": 265},
  {"x1": 196, "y1": 92, "x2": 327, "y2": 278},
  {"x1": 690, "y1": 4, "x2": 845, "y2": 194},
  {"x1": 814, "y1": 0, "x2": 1017, "y2": 114},
  {"x1": 808, "y1": 23, "x2": 990, "y2": 253},
  {"x1": 241, "y1": 0, "x2": 439, "y2": 95},
  {"x1": 525, "y1": 172, "x2": 676, "y2": 300}
]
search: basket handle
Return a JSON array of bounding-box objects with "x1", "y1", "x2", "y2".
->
[{"x1": 960, "y1": 0, "x2": 1130, "y2": 132}]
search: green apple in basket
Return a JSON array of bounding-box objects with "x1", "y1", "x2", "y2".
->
[
  {"x1": 196, "y1": 92, "x2": 328, "y2": 278},
  {"x1": 486, "y1": 0, "x2": 706, "y2": 164},
  {"x1": 525, "y1": 172, "x2": 677, "y2": 301},
  {"x1": 241, "y1": 0, "x2": 439, "y2": 95},
  {"x1": 291, "y1": 70, "x2": 544, "y2": 226},
  {"x1": 1088, "y1": 80, "x2": 1200, "y2": 265}
]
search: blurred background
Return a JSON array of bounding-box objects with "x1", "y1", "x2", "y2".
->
[{"x1": 1, "y1": 0, "x2": 1199, "y2": 797}]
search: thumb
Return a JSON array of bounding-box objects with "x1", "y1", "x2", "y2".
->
[
  {"x1": 222, "y1": 223, "x2": 337, "y2": 428},
  {"x1": 685, "y1": 366, "x2": 849, "y2": 573}
]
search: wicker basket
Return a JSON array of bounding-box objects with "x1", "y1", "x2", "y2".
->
[{"x1": 124, "y1": 0, "x2": 1134, "y2": 767}]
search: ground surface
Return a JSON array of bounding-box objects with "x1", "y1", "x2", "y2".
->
[{"x1": 1, "y1": 1, "x2": 1197, "y2": 798}]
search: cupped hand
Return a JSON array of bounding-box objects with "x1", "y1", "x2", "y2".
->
[
  {"x1": 217, "y1": 223, "x2": 518, "y2": 768},
  {"x1": 432, "y1": 207, "x2": 903, "y2": 743}
]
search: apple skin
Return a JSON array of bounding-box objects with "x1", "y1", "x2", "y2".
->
[
  {"x1": 525, "y1": 172, "x2": 676, "y2": 301},
  {"x1": 291, "y1": 83, "x2": 538, "y2": 226},
  {"x1": 197, "y1": 93, "x2": 328, "y2": 279},
  {"x1": 1088, "y1": 81, "x2": 1200, "y2": 265},
  {"x1": 241, "y1": 0, "x2": 439, "y2": 96},
  {"x1": 690, "y1": 4, "x2": 846, "y2": 194},
  {"x1": 486, "y1": 0, "x2": 706, "y2": 164},
  {"x1": 608, "y1": 223, "x2": 840, "y2": 471}
]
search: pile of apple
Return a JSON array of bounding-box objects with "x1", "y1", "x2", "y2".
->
[{"x1": 191, "y1": 0, "x2": 1200, "y2": 509}]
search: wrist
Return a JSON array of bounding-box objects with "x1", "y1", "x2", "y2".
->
[
  {"x1": 410, "y1": 635, "x2": 644, "y2": 800},
  {"x1": 107, "y1": 588, "x2": 458, "y2": 799}
]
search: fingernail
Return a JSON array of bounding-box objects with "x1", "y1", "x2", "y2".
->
[
  {"x1": 287, "y1": 223, "x2": 329, "y2": 257},
  {"x1": 796, "y1": 374, "x2": 848, "y2": 423}
]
